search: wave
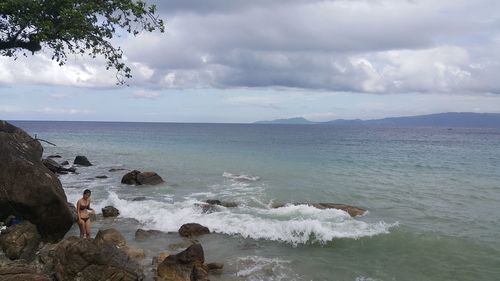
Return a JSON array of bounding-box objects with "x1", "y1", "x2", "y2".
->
[
  {"x1": 91, "y1": 192, "x2": 397, "y2": 246},
  {"x1": 223, "y1": 172, "x2": 261, "y2": 182}
]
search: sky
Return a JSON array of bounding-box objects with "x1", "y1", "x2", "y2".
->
[{"x1": 1, "y1": 0, "x2": 500, "y2": 123}]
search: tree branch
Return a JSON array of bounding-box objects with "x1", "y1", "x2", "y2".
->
[{"x1": 0, "y1": 38, "x2": 41, "y2": 54}]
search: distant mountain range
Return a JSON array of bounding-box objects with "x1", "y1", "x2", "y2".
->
[{"x1": 254, "y1": 112, "x2": 500, "y2": 128}]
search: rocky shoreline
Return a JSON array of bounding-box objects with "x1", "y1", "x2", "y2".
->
[{"x1": 0, "y1": 120, "x2": 367, "y2": 281}]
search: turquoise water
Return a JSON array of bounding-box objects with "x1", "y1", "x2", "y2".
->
[{"x1": 13, "y1": 121, "x2": 500, "y2": 280}]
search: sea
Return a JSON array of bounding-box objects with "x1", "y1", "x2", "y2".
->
[{"x1": 10, "y1": 121, "x2": 500, "y2": 281}]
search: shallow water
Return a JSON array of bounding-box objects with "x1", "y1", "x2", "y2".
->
[{"x1": 13, "y1": 121, "x2": 500, "y2": 281}]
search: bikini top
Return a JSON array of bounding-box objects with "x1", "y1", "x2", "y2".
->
[{"x1": 79, "y1": 202, "x2": 90, "y2": 210}]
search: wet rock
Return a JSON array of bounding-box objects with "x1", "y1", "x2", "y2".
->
[
  {"x1": 132, "y1": 196, "x2": 147, "y2": 201},
  {"x1": 102, "y1": 206, "x2": 120, "y2": 217},
  {"x1": 123, "y1": 245, "x2": 145, "y2": 261},
  {"x1": 271, "y1": 202, "x2": 366, "y2": 217},
  {"x1": 42, "y1": 236, "x2": 143, "y2": 281},
  {"x1": 73, "y1": 155, "x2": 92, "y2": 166},
  {"x1": 167, "y1": 240, "x2": 198, "y2": 251},
  {"x1": 205, "y1": 199, "x2": 238, "y2": 208},
  {"x1": 47, "y1": 155, "x2": 61, "y2": 158},
  {"x1": 0, "y1": 121, "x2": 73, "y2": 241},
  {"x1": 94, "y1": 228, "x2": 126, "y2": 248},
  {"x1": 178, "y1": 223, "x2": 210, "y2": 238},
  {"x1": 121, "y1": 170, "x2": 164, "y2": 185},
  {"x1": 42, "y1": 158, "x2": 76, "y2": 174},
  {"x1": 109, "y1": 168, "x2": 128, "y2": 172},
  {"x1": 60, "y1": 160, "x2": 69, "y2": 166},
  {"x1": 152, "y1": 252, "x2": 170, "y2": 266},
  {"x1": 0, "y1": 260, "x2": 51, "y2": 281},
  {"x1": 135, "y1": 228, "x2": 165, "y2": 241},
  {"x1": 157, "y1": 244, "x2": 208, "y2": 281},
  {"x1": 0, "y1": 221, "x2": 41, "y2": 261},
  {"x1": 95, "y1": 175, "x2": 108, "y2": 179},
  {"x1": 206, "y1": 262, "x2": 224, "y2": 271}
]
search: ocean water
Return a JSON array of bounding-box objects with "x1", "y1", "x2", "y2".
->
[{"x1": 11, "y1": 121, "x2": 500, "y2": 281}]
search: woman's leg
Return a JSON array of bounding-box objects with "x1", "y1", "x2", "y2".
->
[
  {"x1": 84, "y1": 219, "x2": 91, "y2": 238},
  {"x1": 78, "y1": 220, "x2": 85, "y2": 238}
]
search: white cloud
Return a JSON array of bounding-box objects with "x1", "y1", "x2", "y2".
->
[
  {"x1": 0, "y1": 105, "x2": 21, "y2": 113},
  {"x1": 131, "y1": 90, "x2": 161, "y2": 99},
  {"x1": 37, "y1": 107, "x2": 93, "y2": 115}
]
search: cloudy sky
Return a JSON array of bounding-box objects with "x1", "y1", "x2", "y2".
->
[{"x1": 2, "y1": 0, "x2": 500, "y2": 122}]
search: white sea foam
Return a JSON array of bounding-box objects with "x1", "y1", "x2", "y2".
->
[
  {"x1": 223, "y1": 172, "x2": 261, "y2": 182},
  {"x1": 234, "y1": 256, "x2": 303, "y2": 281},
  {"x1": 90, "y1": 191, "x2": 397, "y2": 245}
]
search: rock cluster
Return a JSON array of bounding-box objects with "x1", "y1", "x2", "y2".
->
[{"x1": 272, "y1": 202, "x2": 366, "y2": 217}]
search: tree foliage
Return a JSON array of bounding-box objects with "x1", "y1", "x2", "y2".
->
[{"x1": 0, "y1": 0, "x2": 164, "y2": 84}]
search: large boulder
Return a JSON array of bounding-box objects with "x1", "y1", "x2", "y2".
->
[
  {"x1": 73, "y1": 155, "x2": 92, "y2": 166},
  {"x1": 121, "y1": 170, "x2": 164, "y2": 186},
  {"x1": 157, "y1": 244, "x2": 208, "y2": 281},
  {"x1": 272, "y1": 202, "x2": 366, "y2": 217},
  {"x1": 0, "y1": 221, "x2": 41, "y2": 261},
  {"x1": 0, "y1": 261, "x2": 51, "y2": 281},
  {"x1": 102, "y1": 206, "x2": 120, "y2": 217},
  {"x1": 0, "y1": 121, "x2": 73, "y2": 241},
  {"x1": 178, "y1": 223, "x2": 210, "y2": 238},
  {"x1": 41, "y1": 236, "x2": 143, "y2": 281}
]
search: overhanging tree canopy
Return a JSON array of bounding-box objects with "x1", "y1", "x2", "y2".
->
[{"x1": 0, "y1": 0, "x2": 164, "y2": 84}]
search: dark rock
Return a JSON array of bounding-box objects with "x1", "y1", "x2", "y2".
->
[
  {"x1": 0, "y1": 261, "x2": 51, "y2": 281},
  {"x1": 152, "y1": 252, "x2": 170, "y2": 266},
  {"x1": 206, "y1": 262, "x2": 224, "y2": 271},
  {"x1": 109, "y1": 168, "x2": 128, "y2": 172},
  {"x1": 271, "y1": 202, "x2": 366, "y2": 217},
  {"x1": 95, "y1": 175, "x2": 108, "y2": 179},
  {"x1": 194, "y1": 203, "x2": 220, "y2": 214},
  {"x1": 121, "y1": 170, "x2": 140, "y2": 185},
  {"x1": 47, "y1": 155, "x2": 61, "y2": 158},
  {"x1": 41, "y1": 236, "x2": 143, "y2": 281},
  {"x1": 205, "y1": 199, "x2": 221, "y2": 205},
  {"x1": 60, "y1": 160, "x2": 69, "y2": 166},
  {"x1": 205, "y1": 199, "x2": 238, "y2": 208},
  {"x1": 0, "y1": 221, "x2": 41, "y2": 261},
  {"x1": 178, "y1": 223, "x2": 210, "y2": 237},
  {"x1": 157, "y1": 244, "x2": 208, "y2": 281},
  {"x1": 94, "y1": 228, "x2": 126, "y2": 248},
  {"x1": 121, "y1": 170, "x2": 164, "y2": 185},
  {"x1": 67, "y1": 202, "x2": 78, "y2": 223},
  {"x1": 102, "y1": 206, "x2": 120, "y2": 217},
  {"x1": 0, "y1": 121, "x2": 73, "y2": 241},
  {"x1": 131, "y1": 196, "x2": 147, "y2": 201},
  {"x1": 73, "y1": 155, "x2": 92, "y2": 166},
  {"x1": 134, "y1": 228, "x2": 165, "y2": 241}
]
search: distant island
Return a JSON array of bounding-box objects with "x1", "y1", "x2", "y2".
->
[{"x1": 254, "y1": 112, "x2": 500, "y2": 128}]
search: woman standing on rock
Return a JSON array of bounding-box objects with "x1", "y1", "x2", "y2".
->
[{"x1": 77, "y1": 189, "x2": 95, "y2": 238}]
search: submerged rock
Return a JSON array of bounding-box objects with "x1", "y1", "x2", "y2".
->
[
  {"x1": 0, "y1": 221, "x2": 41, "y2": 261},
  {"x1": 205, "y1": 199, "x2": 238, "y2": 208},
  {"x1": 206, "y1": 262, "x2": 224, "y2": 271},
  {"x1": 178, "y1": 223, "x2": 210, "y2": 237},
  {"x1": 47, "y1": 154, "x2": 61, "y2": 158},
  {"x1": 0, "y1": 121, "x2": 73, "y2": 241},
  {"x1": 135, "y1": 228, "x2": 166, "y2": 241},
  {"x1": 42, "y1": 158, "x2": 77, "y2": 174},
  {"x1": 109, "y1": 168, "x2": 128, "y2": 172},
  {"x1": 157, "y1": 244, "x2": 208, "y2": 281},
  {"x1": 95, "y1": 175, "x2": 108, "y2": 179},
  {"x1": 73, "y1": 155, "x2": 92, "y2": 166},
  {"x1": 272, "y1": 202, "x2": 366, "y2": 217},
  {"x1": 102, "y1": 206, "x2": 120, "y2": 217},
  {"x1": 60, "y1": 160, "x2": 69, "y2": 166},
  {"x1": 121, "y1": 170, "x2": 164, "y2": 185}
]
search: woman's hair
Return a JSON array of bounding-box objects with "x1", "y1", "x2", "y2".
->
[{"x1": 83, "y1": 189, "x2": 91, "y2": 195}]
